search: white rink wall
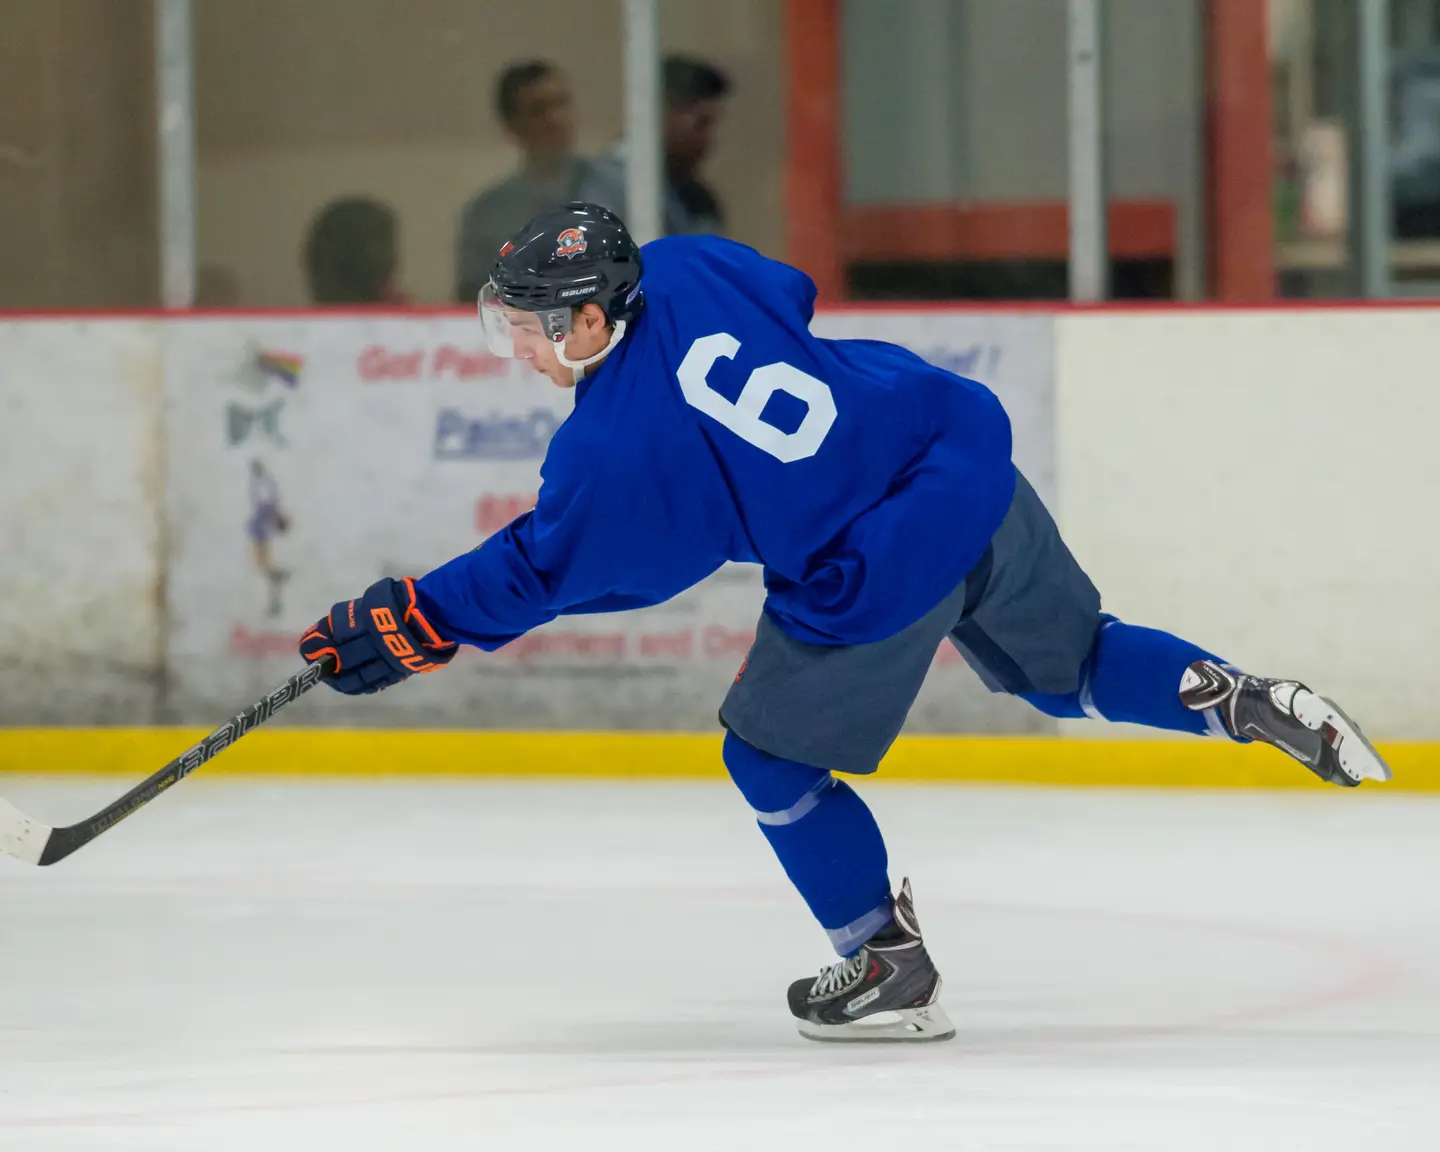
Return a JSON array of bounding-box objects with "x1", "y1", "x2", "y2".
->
[
  {"x1": 1056, "y1": 310, "x2": 1440, "y2": 741},
  {"x1": 0, "y1": 321, "x2": 164, "y2": 724},
  {"x1": 0, "y1": 307, "x2": 1435, "y2": 736}
]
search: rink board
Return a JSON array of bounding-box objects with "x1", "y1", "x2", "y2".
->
[
  {"x1": 160, "y1": 313, "x2": 1053, "y2": 732},
  {"x1": 1, "y1": 729, "x2": 1438, "y2": 790}
]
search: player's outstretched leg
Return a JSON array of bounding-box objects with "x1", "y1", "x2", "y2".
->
[
  {"x1": 787, "y1": 878, "x2": 954, "y2": 1043},
  {"x1": 722, "y1": 732, "x2": 954, "y2": 1042},
  {"x1": 1179, "y1": 660, "x2": 1391, "y2": 787},
  {"x1": 1020, "y1": 620, "x2": 1391, "y2": 785}
]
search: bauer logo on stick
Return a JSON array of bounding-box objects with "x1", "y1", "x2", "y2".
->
[{"x1": 555, "y1": 227, "x2": 587, "y2": 259}]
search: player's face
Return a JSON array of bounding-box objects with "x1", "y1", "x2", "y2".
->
[
  {"x1": 508, "y1": 305, "x2": 610, "y2": 389},
  {"x1": 502, "y1": 311, "x2": 564, "y2": 383}
]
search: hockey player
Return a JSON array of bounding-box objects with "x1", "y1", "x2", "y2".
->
[{"x1": 298, "y1": 203, "x2": 1392, "y2": 1043}]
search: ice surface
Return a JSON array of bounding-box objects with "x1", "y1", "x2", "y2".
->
[{"x1": 1, "y1": 777, "x2": 1437, "y2": 1150}]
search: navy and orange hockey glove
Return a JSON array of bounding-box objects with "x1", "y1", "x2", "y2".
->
[{"x1": 299, "y1": 577, "x2": 458, "y2": 695}]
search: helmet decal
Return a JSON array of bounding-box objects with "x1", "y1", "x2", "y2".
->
[
  {"x1": 499, "y1": 241, "x2": 514, "y2": 256},
  {"x1": 555, "y1": 227, "x2": 587, "y2": 259}
]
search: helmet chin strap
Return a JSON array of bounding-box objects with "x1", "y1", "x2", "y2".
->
[{"x1": 554, "y1": 320, "x2": 627, "y2": 385}]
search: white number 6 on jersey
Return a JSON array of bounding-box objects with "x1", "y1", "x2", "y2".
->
[{"x1": 676, "y1": 333, "x2": 837, "y2": 463}]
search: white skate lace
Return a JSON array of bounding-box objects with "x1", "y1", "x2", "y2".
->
[{"x1": 810, "y1": 953, "x2": 866, "y2": 999}]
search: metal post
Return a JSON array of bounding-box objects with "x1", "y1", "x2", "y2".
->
[
  {"x1": 1068, "y1": 0, "x2": 1107, "y2": 301},
  {"x1": 155, "y1": 0, "x2": 196, "y2": 308},
  {"x1": 1175, "y1": 0, "x2": 1206, "y2": 301},
  {"x1": 623, "y1": 0, "x2": 663, "y2": 246},
  {"x1": 1354, "y1": 0, "x2": 1392, "y2": 297}
]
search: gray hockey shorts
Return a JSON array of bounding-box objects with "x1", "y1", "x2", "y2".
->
[{"x1": 719, "y1": 468, "x2": 1102, "y2": 776}]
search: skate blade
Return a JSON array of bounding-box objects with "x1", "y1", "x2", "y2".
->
[
  {"x1": 1293, "y1": 692, "x2": 1393, "y2": 784},
  {"x1": 797, "y1": 1003, "x2": 956, "y2": 1044}
]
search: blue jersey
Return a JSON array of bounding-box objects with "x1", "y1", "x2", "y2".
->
[{"x1": 416, "y1": 235, "x2": 1015, "y2": 649}]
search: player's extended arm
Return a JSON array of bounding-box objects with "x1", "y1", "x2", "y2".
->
[
  {"x1": 295, "y1": 442, "x2": 605, "y2": 693},
  {"x1": 298, "y1": 433, "x2": 726, "y2": 692},
  {"x1": 408, "y1": 459, "x2": 609, "y2": 650},
  {"x1": 411, "y1": 503, "x2": 723, "y2": 649},
  {"x1": 293, "y1": 525, "x2": 567, "y2": 697}
]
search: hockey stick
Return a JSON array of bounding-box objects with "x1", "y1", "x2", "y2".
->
[{"x1": 0, "y1": 656, "x2": 334, "y2": 867}]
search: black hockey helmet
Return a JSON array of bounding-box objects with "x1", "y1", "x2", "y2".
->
[{"x1": 479, "y1": 202, "x2": 644, "y2": 369}]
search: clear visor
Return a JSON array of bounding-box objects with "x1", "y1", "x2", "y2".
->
[{"x1": 478, "y1": 282, "x2": 573, "y2": 359}]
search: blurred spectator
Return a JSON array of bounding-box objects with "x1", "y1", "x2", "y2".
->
[
  {"x1": 578, "y1": 55, "x2": 729, "y2": 237},
  {"x1": 303, "y1": 197, "x2": 403, "y2": 304},
  {"x1": 455, "y1": 60, "x2": 590, "y2": 302}
]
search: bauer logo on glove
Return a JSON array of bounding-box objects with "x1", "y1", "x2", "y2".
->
[{"x1": 299, "y1": 577, "x2": 457, "y2": 695}]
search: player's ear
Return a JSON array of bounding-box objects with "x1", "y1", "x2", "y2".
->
[{"x1": 575, "y1": 302, "x2": 610, "y2": 335}]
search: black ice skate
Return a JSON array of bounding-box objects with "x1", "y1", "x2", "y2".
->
[
  {"x1": 1179, "y1": 660, "x2": 1392, "y2": 787},
  {"x1": 787, "y1": 879, "x2": 955, "y2": 1043}
]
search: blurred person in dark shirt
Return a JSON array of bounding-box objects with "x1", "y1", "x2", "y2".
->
[
  {"x1": 579, "y1": 55, "x2": 729, "y2": 237},
  {"x1": 455, "y1": 60, "x2": 591, "y2": 302},
  {"x1": 304, "y1": 197, "x2": 404, "y2": 304}
]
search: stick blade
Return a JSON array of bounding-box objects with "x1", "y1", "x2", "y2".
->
[{"x1": 0, "y1": 798, "x2": 52, "y2": 866}]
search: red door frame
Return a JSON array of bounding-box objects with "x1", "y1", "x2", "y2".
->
[
  {"x1": 1205, "y1": 0, "x2": 1276, "y2": 299},
  {"x1": 784, "y1": 0, "x2": 846, "y2": 302},
  {"x1": 783, "y1": 0, "x2": 1274, "y2": 302}
]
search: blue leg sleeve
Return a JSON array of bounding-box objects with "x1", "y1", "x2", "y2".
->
[
  {"x1": 1023, "y1": 618, "x2": 1227, "y2": 737},
  {"x1": 723, "y1": 731, "x2": 892, "y2": 955}
]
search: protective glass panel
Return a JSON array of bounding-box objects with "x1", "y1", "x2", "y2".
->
[
  {"x1": 0, "y1": 0, "x2": 157, "y2": 308},
  {"x1": 840, "y1": 0, "x2": 1073, "y2": 300},
  {"x1": 657, "y1": 2, "x2": 785, "y2": 258},
  {"x1": 193, "y1": 0, "x2": 625, "y2": 305},
  {"x1": 1272, "y1": 0, "x2": 1363, "y2": 297},
  {"x1": 1274, "y1": 0, "x2": 1440, "y2": 298},
  {"x1": 1101, "y1": 0, "x2": 1204, "y2": 300}
]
